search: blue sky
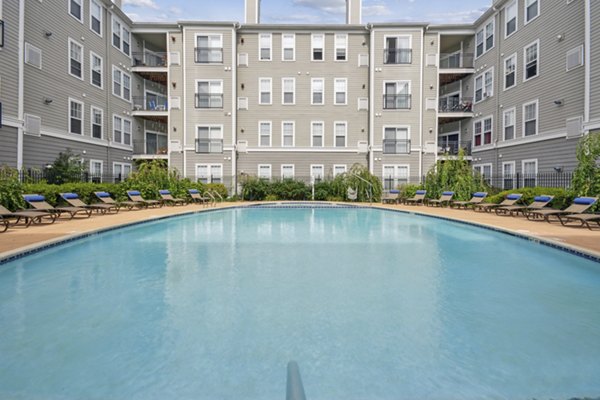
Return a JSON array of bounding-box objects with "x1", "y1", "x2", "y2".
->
[{"x1": 122, "y1": 0, "x2": 492, "y2": 24}]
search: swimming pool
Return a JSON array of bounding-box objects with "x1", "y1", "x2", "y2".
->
[{"x1": 1, "y1": 207, "x2": 599, "y2": 399}]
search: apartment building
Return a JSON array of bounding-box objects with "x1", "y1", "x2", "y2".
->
[{"x1": 0, "y1": 0, "x2": 598, "y2": 193}]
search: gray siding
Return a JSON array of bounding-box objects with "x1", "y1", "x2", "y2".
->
[
  {"x1": 0, "y1": 0, "x2": 19, "y2": 118},
  {"x1": 0, "y1": 125, "x2": 18, "y2": 167},
  {"x1": 590, "y1": 0, "x2": 600, "y2": 122}
]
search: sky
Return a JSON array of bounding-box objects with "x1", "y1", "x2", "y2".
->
[{"x1": 122, "y1": 0, "x2": 492, "y2": 25}]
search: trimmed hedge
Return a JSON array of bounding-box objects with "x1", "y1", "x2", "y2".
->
[{"x1": 484, "y1": 187, "x2": 572, "y2": 210}]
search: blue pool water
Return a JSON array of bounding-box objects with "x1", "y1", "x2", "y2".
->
[{"x1": 1, "y1": 207, "x2": 600, "y2": 400}]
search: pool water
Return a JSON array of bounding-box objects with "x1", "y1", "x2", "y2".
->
[{"x1": 1, "y1": 207, "x2": 599, "y2": 399}]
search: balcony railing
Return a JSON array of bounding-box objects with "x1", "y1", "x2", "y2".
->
[
  {"x1": 383, "y1": 94, "x2": 411, "y2": 110},
  {"x1": 194, "y1": 47, "x2": 223, "y2": 63},
  {"x1": 132, "y1": 51, "x2": 168, "y2": 68},
  {"x1": 438, "y1": 97, "x2": 473, "y2": 113},
  {"x1": 195, "y1": 138, "x2": 224, "y2": 153},
  {"x1": 383, "y1": 139, "x2": 411, "y2": 154},
  {"x1": 195, "y1": 94, "x2": 223, "y2": 109},
  {"x1": 438, "y1": 140, "x2": 472, "y2": 156},
  {"x1": 439, "y1": 53, "x2": 474, "y2": 69},
  {"x1": 132, "y1": 95, "x2": 168, "y2": 112},
  {"x1": 133, "y1": 140, "x2": 168, "y2": 156},
  {"x1": 383, "y1": 48, "x2": 412, "y2": 64}
]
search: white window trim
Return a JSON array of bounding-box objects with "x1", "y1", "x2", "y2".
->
[
  {"x1": 311, "y1": 33, "x2": 325, "y2": 62},
  {"x1": 281, "y1": 164, "x2": 295, "y2": 179},
  {"x1": 473, "y1": 115, "x2": 494, "y2": 147},
  {"x1": 310, "y1": 164, "x2": 325, "y2": 182},
  {"x1": 382, "y1": 165, "x2": 411, "y2": 186},
  {"x1": 522, "y1": 159, "x2": 538, "y2": 186},
  {"x1": 334, "y1": 33, "x2": 348, "y2": 62},
  {"x1": 502, "y1": 161, "x2": 516, "y2": 190},
  {"x1": 311, "y1": 78, "x2": 325, "y2": 106},
  {"x1": 523, "y1": 39, "x2": 540, "y2": 82},
  {"x1": 334, "y1": 121, "x2": 347, "y2": 147},
  {"x1": 90, "y1": 51, "x2": 103, "y2": 89},
  {"x1": 474, "y1": 67, "x2": 494, "y2": 103},
  {"x1": 258, "y1": 77, "x2": 272, "y2": 105},
  {"x1": 112, "y1": 114, "x2": 132, "y2": 146},
  {"x1": 524, "y1": 0, "x2": 540, "y2": 25},
  {"x1": 281, "y1": 77, "x2": 296, "y2": 105},
  {"x1": 195, "y1": 33, "x2": 224, "y2": 64},
  {"x1": 502, "y1": 107, "x2": 516, "y2": 141},
  {"x1": 112, "y1": 66, "x2": 131, "y2": 102},
  {"x1": 69, "y1": 0, "x2": 83, "y2": 23},
  {"x1": 113, "y1": 162, "x2": 132, "y2": 179},
  {"x1": 258, "y1": 121, "x2": 272, "y2": 147},
  {"x1": 383, "y1": 35, "x2": 413, "y2": 52},
  {"x1": 195, "y1": 164, "x2": 223, "y2": 183},
  {"x1": 475, "y1": 18, "x2": 495, "y2": 59},
  {"x1": 68, "y1": 38, "x2": 84, "y2": 81},
  {"x1": 382, "y1": 125, "x2": 411, "y2": 139},
  {"x1": 473, "y1": 163, "x2": 493, "y2": 178},
  {"x1": 281, "y1": 121, "x2": 295, "y2": 147},
  {"x1": 383, "y1": 80, "x2": 412, "y2": 110},
  {"x1": 259, "y1": 33, "x2": 272, "y2": 61},
  {"x1": 333, "y1": 164, "x2": 347, "y2": 177},
  {"x1": 522, "y1": 99, "x2": 539, "y2": 137},
  {"x1": 90, "y1": 106, "x2": 104, "y2": 140},
  {"x1": 111, "y1": 15, "x2": 129, "y2": 56},
  {"x1": 68, "y1": 98, "x2": 84, "y2": 135},
  {"x1": 281, "y1": 33, "x2": 295, "y2": 62},
  {"x1": 334, "y1": 78, "x2": 348, "y2": 106},
  {"x1": 258, "y1": 164, "x2": 272, "y2": 180},
  {"x1": 90, "y1": 0, "x2": 103, "y2": 37},
  {"x1": 504, "y1": 0, "x2": 518, "y2": 39},
  {"x1": 311, "y1": 121, "x2": 325, "y2": 147},
  {"x1": 89, "y1": 159, "x2": 104, "y2": 179},
  {"x1": 504, "y1": 53, "x2": 517, "y2": 91},
  {"x1": 195, "y1": 79, "x2": 224, "y2": 108}
]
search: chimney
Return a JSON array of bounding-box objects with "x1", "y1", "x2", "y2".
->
[
  {"x1": 346, "y1": 0, "x2": 362, "y2": 24},
  {"x1": 245, "y1": 0, "x2": 261, "y2": 24}
]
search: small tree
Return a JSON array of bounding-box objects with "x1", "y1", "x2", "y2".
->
[
  {"x1": 571, "y1": 132, "x2": 600, "y2": 197},
  {"x1": 46, "y1": 149, "x2": 87, "y2": 184},
  {"x1": 0, "y1": 166, "x2": 25, "y2": 211}
]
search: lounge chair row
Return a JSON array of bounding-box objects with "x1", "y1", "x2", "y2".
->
[
  {"x1": 0, "y1": 189, "x2": 219, "y2": 233},
  {"x1": 384, "y1": 189, "x2": 600, "y2": 230}
]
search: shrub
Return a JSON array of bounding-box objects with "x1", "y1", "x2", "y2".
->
[
  {"x1": 46, "y1": 149, "x2": 87, "y2": 185},
  {"x1": 340, "y1": 164, "x2": 383, "y2": 202},
  {"x1": 486, "y1": 187, "x2": 572, "y2": 210},
  {"x1": 270, "y1": 180, "x2": 311, "y2": 201},
  {"x1": 241, "y1": 177, "x2": 270, "y2": 201},
  {"x1": 571, "y1": 132, "x2": 600, "y2": 198},
  {"x1": 0, "y1": 166, "x2": 25, "y2": 211},
  {"x1": 264, "y1": 194, "x2": 279, "y2": 201},
  {"x1": 205, "y1": 183, "x2": 228, "y2": 200},
  {"x1": 397, "y1": 183, "x2": 423, "y2": 201}
]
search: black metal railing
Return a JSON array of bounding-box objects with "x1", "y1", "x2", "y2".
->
[
  {"x1": 195, "y1": 94, "x2": 223, "y2": 109},
  {"x1": 132, "y1": 51, "x2": 168, "y2": 67},
  {"x1": 132, "y1": 95, "x2": 168, "y2": 112},
  {"x1": 439, "y1": 52, "x2": 474, "y2": 69},
  {"x1": 438, "y1": 97, "x2": 473, "y2": 113},
  {"x1": 14, "y1": 169, "x2": 128, "y2": 184},
  {"x1": 437, "y1": 140, "x2": 472, "y2": 156},
  {"x1": 133, "y1": 140, "x2": 168, "y2": 156},
  {"x1": 383, "y1": 48, "x2": 412, "y2": 64},
  {"x1": 194, "y1": 47, "x2": 223, "y2": 63},
  {"x1": 383, "y1": 139, "x2": 411, "y2": 154},
  {"x1": 481, "y1": 173, "x2": 574, "y2": 190},
  {"x1": 383, "y1": 94, "x2": 411, "y2": 110},
  {"x1": 195, "y1": 138, "x2": 224, "y2": 154}
]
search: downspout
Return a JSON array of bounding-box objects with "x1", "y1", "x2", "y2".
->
[
  {"x1": 17, "y1": 0, "x2": 25, "y2": 170},
  {"x1": 418, "y1": 27, "x2": 424, "y2": 181},
  {"x1": 368, "y1": 23, "x2": 374, "y2": 174},
  {"x1": 232, "y1": 24, "x2": 238, "y2": 195},
  {"x1": 182, "y1": 26, "x2": 187, "y2": 178}
]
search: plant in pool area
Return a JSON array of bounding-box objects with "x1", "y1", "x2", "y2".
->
[
  {"x1": 0, "y1": 166, "x2": 26, "y2": 211},
  {"x1": 270, "y1": 179, "x2": 311, "y2": 201},
  {"x1": 571, "y1": 131, "x2": 600, "y2": 200},
  {"x1": 45, "y1": 149, "x2": 88, "y2": 185},
  {"x1": 485, "y1": 187, "x2": 572, "y2": 210},
  {"x1": 338, "y1": 164, "x2": 383, "y2": 202},
  {"x1": 397, "y1": 184, "x2": 423, "y2": 201}
]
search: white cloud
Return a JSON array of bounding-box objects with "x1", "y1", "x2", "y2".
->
[
  {"x1": 122, "y1": 0, "x2": 160, "y2": 10},
  {"x1": 363, "y1": 3, "x2": 392, "y2": 17},
  {"x1": 292, "y1": 0, "x2": 346, "y2": 15},
  {"x1": 426, "y1": 7, "x2": 487, "y2": 23}
]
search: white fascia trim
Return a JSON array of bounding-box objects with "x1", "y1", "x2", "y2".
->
[
  {"x1": 473, "y1": 129, "x2": 569, "y2": 151},
  {"x1": 38, "y1": 127, "x2": 130, "y2": 150},
  {"x1": 246, "y1": 148, "x2": 362, "y2": 153}
]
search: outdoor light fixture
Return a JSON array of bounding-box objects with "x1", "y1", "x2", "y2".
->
[
  {"x1": 554, "y1": 99, "x2": 563, "y2": 106},
  {"x1": 43, "y1": 97, "x2": 53, "y2": 105}
]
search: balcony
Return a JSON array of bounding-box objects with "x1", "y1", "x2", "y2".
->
[
  {"x1": 439, "y1": 53, "x2": 475, "y2": 85},
  {"x1": 195, "y1": 139, "x2": 224, "y2": 154},
  {"x1": 438, "y1": 97, "x2": 473, "y2": 124},
  {"x1": 383, "y1": 94, "x2": 411, "y2": 110},
  {"x1": 131, "y1": 51, "x2": 168, "y2": 84},
  {"x1": 132, "y1": 95, "x2": 169, "y2": 121},
  {"x1": 195, "y1": 47, "x2": 223, "y2": 64},
  {"x1": 132, "y1": 138, "x2": 169, "y2": 160},
  {"x1": 383, "y1": 48, "x2": 412, "y2": 65},
  {"x1": 383, "y1": 139, "x2": 411, "y2": 154},
  {"x1": 195, "y1": 94, "x2": 223, "y2": 109},
  {"x1": 437, "y1": 140, "x2": 472, "y2": 157}
]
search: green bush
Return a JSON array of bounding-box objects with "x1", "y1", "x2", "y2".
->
[
  {"x1": 571, "y1": 132, "x2": 600, "y2": 198},
  {"x1": 397, "y1": 184, "x2": 423, "y2": 201},
  {"x1": 341, "y1": 164, "x2": 383, "y2": 202},
  {"x1": 486, "y1": 187, "x2": 572, "y2": 210},
  {"x1": 264, "y1": 194, "x2": 279, "y2": 201},
  {"x1": 241, "y1": 177, "x2": 270, "y2": 201},
  {"x1": 0, "y1": 166, "x2": 26, "y2": 211},
  {"x1": 205, "y1": 183, "x2": 228, "y2": 200},
  {"x1": 46, "y1": 149, "x2": 88, "y2": 185},
  {"x1": 270, "y1": 180, "x2": 311, "y2": 201}
]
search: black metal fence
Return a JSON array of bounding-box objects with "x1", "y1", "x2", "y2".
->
[{"x1": 14, "y1": 169, "x2": 128, "y2": 184}]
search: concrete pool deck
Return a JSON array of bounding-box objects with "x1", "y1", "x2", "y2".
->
[{"x1": 1, "y1": 201, "x2": 599, "y2": 261}]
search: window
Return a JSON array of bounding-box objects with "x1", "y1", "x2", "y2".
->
[
  {"x1": 525, "y1": 0, "x2": 539, "y2": 23},
  {"x1": 90, "y1": 0, "x2": 102, "y2": 36},
  {"x1": 145, "y1": 132, "x2": 168, "y2": 155},
  {"x1": 312, "y1": 34, "x2": 324, "y2": 61},
  {"x1": 474, "y1": 117, "x2": 492, "y2": 146},
  {"x1": 504, "y1": 54, "x2": 516, "y2": 90},
  {"x1": 505, "y1": 1, "x2": 517, "y2": 37},
  {"x1": 196, "y1": 126, "x2": 223, "y2": 153},
  {"x1": 474, "y1": 68, "x2": 493, "y2": 102},
  {"x1": 282, "y1": 78, "x2": 295, "y2": 105},
  {"x1": 113, "y1": 116, "x2": 131, "y2": 145},
  {"x1": 334, "y1": 122, "x2": 347, "y2": 147},
  {"x1": 334, "y1": 78, "x2": 347, "y2": 105},
  {"x1": 473, "y1": 164, "x2": 492, "y2": 185},
  {"x1": 383, "y1": 81, "x2": 411, "y2": 109},
  {"x1": 282, "y1": 34, "x2": 295, "y2": 61},
  {"x1": 311, "y1": 165, "x2": 324, "y2": 183},
  {"x1": 258, "y1": 165, "x2": 272, "y2": 181},
  {"x1": 311, "y1": 78, "x2": 324, "y2": 105},
  {"x1": 566, "y1": 45, "x2": 584, "y2": 71},
  {"x1": 384, "y1": 36, "x2": 411, "y2": 64},
  {"x1": 91, "y1": 107, "x2": 103, "y2": 139},
  {"x1": 69, "y1": 99, "x2": 83, "y2": 135},
  {"x1": 476, "y1": 20, "x2": 494, "y2": 57},
  {"x1": 333, "y1": 165, "x2": 347, "y2": 177},
  {"x1": 259, "y1": 78, "x2": 272, "y2": 105},
  {"x1": 69, "y1": 0, "x2": 82, "y2": 22},
  {"x1": 383, "y1": 126, "x2": 410, "y2": 154},
  {"x1": 522, "y1": 159, "x2": 537, "y2": 187},
  {"x1": 196, "y1": 164, "x2": 223, "y2": 184},
  {"x1": 282, "y1": 121, "x2": 295, "y2": 147},
  {"x1": 382, "y1": 165, "x2": 409, "y2": 190},
  {"x1": 90, "y1": 160, "x2": 103, "y2": 182},
  {"x1": 259, "y1": 33, "x2": 272, "y2": 61},
  {"x1": 311, "y1": 122, "x2": 324, "y2": 147},
  {"x1": 503, "y1": 162, "x2": 515, "y2": 190},
  {"x1": 503, "y1": 108, "x2": 516, "y2": 140},
  {"x1": 523, "y1": 100, "x2": 538, "y2": 136},
  {"x1": 259, "y1": 121, "x2": 272, "y2": 147},
  {"x1": 112, "y1": 67, "x2": 130, "y2": 101},
  {"x1": 196, "y1": 80, "x2": 223, "y2": 108},
  {"x1": 335, "y1": 34, "x2": 347, "y2": 61},
  {"x1": 281, "y1": 164, "x2": 295, "y2": 179},
  {"x1": 112, "y1": 16, "x2": 129, "y2": 55},
  {"x1": 524, "y1": 40, "x2": 539, "y2": 81},
  {"x1": 113, "y1": 163, "x2": 131, "y2": 183},
  {"x1": 91, "y1": 52, "x2": 103, "y2": 88},
  {"x1": 122, "y1": 27, "x2": 130, "y2": 56},
  {"x1": 69, "y1": 39, "x2": 83, "y2": 80},
  {"x1": 196, "y1": 34, "x2": 223, "y2": 63}
]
